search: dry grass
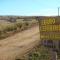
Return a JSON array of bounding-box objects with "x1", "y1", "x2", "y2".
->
[{"x1": 0, "y1": 19, "x2": 38, "y2": 39}]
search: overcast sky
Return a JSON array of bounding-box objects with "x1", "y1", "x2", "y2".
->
[{"x1": 0, "y1": 0, "x2": 60, "y2": 16}]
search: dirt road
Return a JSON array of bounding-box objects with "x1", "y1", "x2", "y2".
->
[{"x1": 0, "y1": 25, "x2": 40, "y2": 60}]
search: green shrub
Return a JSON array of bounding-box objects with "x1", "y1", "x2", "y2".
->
[
  {"x1": 25, "y1": 22, "x2": 29, "y2": 26},
  {"x1": 28, "y1": 46, "x2": 52, "y2": 60},
  {"x1": 5, "y1": 24, "x2": 17, "y2": 32},
  {"x1": 16, "y1": 22, "x2": 22, "y2": 29},
  {"x1": 0, "y1": 20, "x2": 37, "y2": 39}
]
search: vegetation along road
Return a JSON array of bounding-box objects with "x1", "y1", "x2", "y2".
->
[{"x1": 0, "y1": 25, "x2": 40, "y2": 60}]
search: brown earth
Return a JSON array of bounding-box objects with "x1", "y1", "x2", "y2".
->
[{"x1": 0, "y1": 25, "x2": 40, "y2": 60}]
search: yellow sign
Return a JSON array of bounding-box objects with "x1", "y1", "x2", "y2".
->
[
  {"x1": 40, "y1": 17, "x2": 60, "y2": 40},
  {"x1": 40, "y1": 25, "x2": 60, "y2": 32},
  {"x1": 40, "y1": 34, "x2": 60, "y2": 40},
  {"x1": 40, "y1": 18, "x2": 55, "y2": 25}
]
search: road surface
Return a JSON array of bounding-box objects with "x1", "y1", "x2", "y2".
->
[{"x1": 0, "y1": 25, "x2": 40, "y2": 60}]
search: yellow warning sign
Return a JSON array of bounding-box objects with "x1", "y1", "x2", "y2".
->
[
  {"x1": 40, "y1": 18, "x2": 55, "y2": 25},
  {"x1": 39, "y1": 17, "x2": 60, "y2": 40},
  {"x1": 40, "y1": 25, "x2": 60, "y2": 32}
]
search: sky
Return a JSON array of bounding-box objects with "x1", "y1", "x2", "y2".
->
[{"x1": 0, "y1": 0, "x2": 60, "y2": 16}]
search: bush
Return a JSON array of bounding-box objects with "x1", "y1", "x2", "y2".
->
[
  {"x1": 16, "y1": 22, "x2": 22, "y2": 29},
  {"x1": 0, "y1": 20, "x2": 37, "y2": 39},
  {"x1": 25, "y1": 22, "x2": 29, "y2": 26},
  {"x1": 28, "y1": 46, "x2": 52, "y2": 60}
]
